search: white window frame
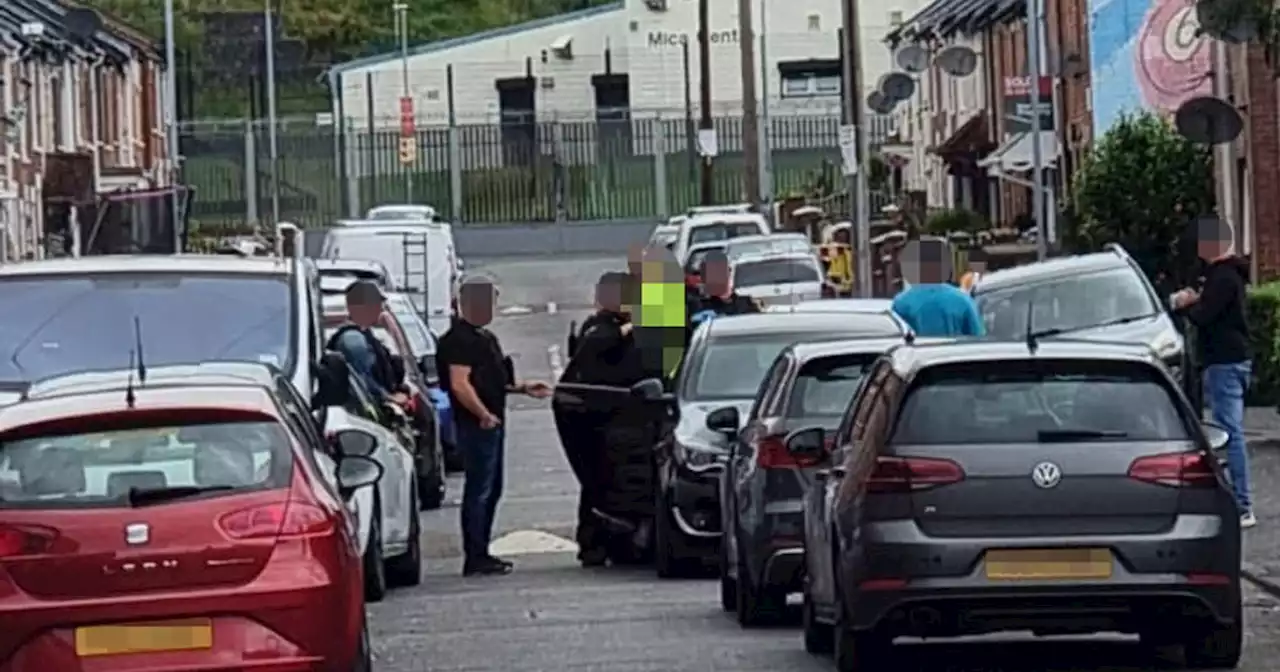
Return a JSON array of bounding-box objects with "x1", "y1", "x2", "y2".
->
[{"x1": 780, "y1": 71, "x2": 841, "y2": 99}]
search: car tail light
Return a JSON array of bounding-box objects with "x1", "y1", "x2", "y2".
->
[
  {"x1": 0, "y1": 524, "x2": 55, "y2": 558},
  {"x1": 756, "y1": 435, "x2": 824, "y2": 469},
  {"x1": 867, "y1": 456, "x2": 964, "y2": 493},
  {"x1": 1128, "y1": 451, "x2": 1217, "y2": 488},
  {"x1": 217, "y1": 501, "x2": 334, "y2": 540}
]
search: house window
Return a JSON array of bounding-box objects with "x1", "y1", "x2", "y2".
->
[
  {"x1": 51, "y1": 76, "x2": 64, "y2": 149},
  {"x1": 778, "y1": 59, "x2": 842, "y2": 99}
]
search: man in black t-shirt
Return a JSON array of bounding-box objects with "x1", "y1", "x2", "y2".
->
[{"x1": 436, "y1": 277, "x2": 553, "y2": 576}]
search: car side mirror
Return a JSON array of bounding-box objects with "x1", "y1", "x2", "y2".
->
[
  {"x1": 705, "y1": 406, "x2": 740, "y2": 434},
  {"x1": 665, "y1": 240, "x2": 675, "y2": 250},
  {"x1": 419, "y1": 355, "x2": 439, "y2": 386},
  {"x1": 312, "y1": 353, "x2": 352, "y2": 410},
  {"x1": 1203, "y1": 421, "x2": 1230, "y2": 451},
  {"x1": 334, "y1": 428, "x2": 378, "y2": 457},
  {"x1": 785, "y1": 426, "x2": 826, "y2": 458},
  {"x1": 630, "y1": 378, "x2": 666, "y2": 401},
  {"x1": 336, "y1": 454, "x2": 383, "y2": 494}
]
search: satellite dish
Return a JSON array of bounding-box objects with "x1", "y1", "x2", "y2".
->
[
  {"x1": 934, "y1": 45, "x2": 978, "y2": 77},
  {"x1": 1174, "y1": 96, "x2": 1244, "y2": 145},
  {"x1": 1195, "y1": 0, "x2": 1257, "y2": 43},
  {"x1": 64, "y1": 8, "x2": 103, "y2": 41},
  {"x1": 866, "y1": 90, "x2": 895, "y2": 115},
  {"x1": 895, "y1": 44, "x2": 930, "y2": 74},
  {"x1": 878, "y1": 72, "x2": 916, "y2": 102}
]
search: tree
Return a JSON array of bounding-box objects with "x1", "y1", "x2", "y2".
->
[{"x1": 1067, "y1": 111, "x2": 1214, "y2": 281}]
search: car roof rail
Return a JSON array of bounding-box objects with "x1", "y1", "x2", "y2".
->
[{"x1": 1102, "y1": 242, "x2": 1132, "y2": 260}]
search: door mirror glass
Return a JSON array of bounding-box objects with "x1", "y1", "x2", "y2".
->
[
  {"x1": 1203, "y1": 421, "x2": 1230, "y2": 451},
  {"x1": 705, "y1": 406, "x2": 740, "y2": 434},
  {"x1": 334, "y1": 428, "x2": 378, "y2": 457},
  {"x1": 336, "y1": 455, "x2": 383, "y2": 493},
  {"x1": 419, "y1": 354, "x2": 439, "y2": 386},
  {"x1": 785, "y1": 426, "x2": 826, "y2": 458}
]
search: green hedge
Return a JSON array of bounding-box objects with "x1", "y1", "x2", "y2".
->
[{"x1": 1247, "y1": 282, "x2": 1280, "y2": 405}]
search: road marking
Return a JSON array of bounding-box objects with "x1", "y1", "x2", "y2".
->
[
  {"x1": 489, "y1": 530, "x2": 579, "y2": 556},
  {"x1": 499, "y1": 305, "x2": 534, "y2": 315}
]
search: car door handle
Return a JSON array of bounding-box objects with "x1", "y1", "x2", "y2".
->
[{"x1": 830, "y1": 466, "x2": 847, "y2": 479}]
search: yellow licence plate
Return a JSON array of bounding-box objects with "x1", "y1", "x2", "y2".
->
[
  {"x1": 984, "y1": 548, "x2": 1112, "y2": 580},
  {"x1": 74, "y1": 619, "x2": 212, "y2": 657}
]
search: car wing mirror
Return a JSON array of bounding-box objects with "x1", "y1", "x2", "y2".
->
[
  {"x1": 334, "y1": 428, "x2": 378, "y2": 457},
  {"x1": 1202, "y1": 421, "x2": 1230, "y2": 451},
  {"x1": 705, "y1": 406, "x2": 740, "y2": 434},
  {"x1": 630, "y1": 378, "x2": 666, "y2": 401},
  {"x1": 785, "y1": 426, "x2": 826, "y2": 458},
  {"x1": 336, "y1": 455, "x2": 383, "y2": 495},
  {"x1": 418, "y1": 355, "x2": 439, "y2": 386}
]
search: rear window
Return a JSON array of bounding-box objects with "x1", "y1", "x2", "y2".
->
[
  {"x1": 891, "y1": 362, "x2": 1189, "y2": 444},
  {"x1": 0, "y1": 421, "x2": 293, "y2": 509},
  {"x1": 787, "y1": 354, "x2": 876, "y2": 426},
  {"x1": 689, "y1": 222, "x2": 761, "y2": 245},
  {"x1": 734, "y1": 259, "x2": 822, "y2": 287}
]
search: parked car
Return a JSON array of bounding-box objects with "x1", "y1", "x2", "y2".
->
[
  {"x1": 730, "y1": 251, "x2": 825, "y2": 308},
  {"x1": 971, "y1": 244, "x2": 1190, "y2": 403},
  {"x1": 721, "y1": 233, "x2": 814, "y2": 261},
  {"x1": 21, "y1": 361, "x2": 423, "y2": 603},
  {"x1": 0, "y1": 368, "x2": 385, "y2": 669},
  {"x1": 673, "y1": 212, "x2": 770, "y2": 265},
  {"x1": 800, "y1": 339, "x2": 1241, "y2": 670},
  {"x1": 719, "y1": 335, "x2": 934, "y2": 626},
  {"x1": 653, "y1": 311, "x2": 904, "y2": 579}
]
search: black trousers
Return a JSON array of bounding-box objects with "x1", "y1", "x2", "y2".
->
[{"x1": 553, "y1": 400, "x2": 610, "y2": 553}]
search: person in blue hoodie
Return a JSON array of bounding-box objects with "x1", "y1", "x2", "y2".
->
[{"x1": 891, "y1": 238, "x2": 985, "y2": 337}]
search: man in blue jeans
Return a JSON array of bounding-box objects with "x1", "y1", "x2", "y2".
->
[
  {"x1": 1172, "y1": 217, "x2": 1255, "y2": 528},
  {"x1": 436, "y1": 277, "x2": 553, "y2": 575}
]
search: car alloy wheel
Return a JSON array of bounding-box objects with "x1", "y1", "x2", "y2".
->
[{"x1": 386, "y1": 485, "x2": 423, "y2": 588}]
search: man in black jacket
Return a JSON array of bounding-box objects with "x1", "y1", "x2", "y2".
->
[
  {"x1": 686, "y1": 250, "x2": 759, "y2": 342},
  {"x1": 554, "y1": 272, "x2": 645, "y2": 565},
  {"x1": 1171, "y1": 217, "x2": 1254, "y2": 528}
]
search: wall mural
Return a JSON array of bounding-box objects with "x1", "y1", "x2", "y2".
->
[{"x1": 1087, "y1": 0, "x2": 1212, "y2": 134}]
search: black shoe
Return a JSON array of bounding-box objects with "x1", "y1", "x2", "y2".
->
[
  {"x1": 578, "y1": 547, "x2": 608, "y2": 567},
  {"x1": 463, "y1": 557, "x2": 513, "y2": 577},
  {"x1": 486, "y1": 554, "x2": 514, "y2": 569}
]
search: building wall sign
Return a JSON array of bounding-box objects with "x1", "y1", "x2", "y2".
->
[
  {"x1": 1002, "y1": 76, "x2": 1054, "y2": 134},
  {"x1": 646, "y1": 29, "x2": 739, "y2": 48}
]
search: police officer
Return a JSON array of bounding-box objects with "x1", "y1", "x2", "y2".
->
[
  {"x1": 554, "y1": 272, "x2": 641, "y2": 566},
  {"x1": 686, "y1": 250, "x2": 759, "y2": 340}
]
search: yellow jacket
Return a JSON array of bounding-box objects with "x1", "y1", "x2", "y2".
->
[{"x1": 824, "y1": 245, "x2": 853, "y2": 292}]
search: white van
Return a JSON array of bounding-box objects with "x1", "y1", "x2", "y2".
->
[
  {"x1": 672, "y1": 212, "x2": 770, "y2": 266},
  {"x1": 322, "y1": 221, "x2": 459, "y2": 334}
]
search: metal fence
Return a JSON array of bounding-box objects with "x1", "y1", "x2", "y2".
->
[{"x1": 179, "y1": 108, "x2": 894, "y2": 229}]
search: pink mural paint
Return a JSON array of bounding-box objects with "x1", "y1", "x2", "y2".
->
[{"x1": 1135, "y1": 0, "x2": 1212, "y2": 114}]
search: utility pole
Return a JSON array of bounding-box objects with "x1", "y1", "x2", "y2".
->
[
  {"x1": 757, "y1": 0, "x2": 772, "y2": 214},
  {"x1": 1026, "y1": 0, "x2": 1047, "y2": 260},
  {"x1": 697, "y1": 0, "x2": 714, "y2": 205},
  {"x1": 163, "y1": 0, "x2": 180, "y2": 250},
  {"x1": 737, "y1": 0, "x2": 761, "y2": 208},
  {"x1": 395, "y1": 2, "x2": 414, "y2": 202},
  {"x1": 839, "y1": 3, "x2": 872, "y2": 296},
  {"x1": 264, "y1": 0, "x2": 281, "y2": 225}
]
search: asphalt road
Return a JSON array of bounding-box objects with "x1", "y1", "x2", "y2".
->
[{"x1": 366, "y1": 255, "x2": 1280, "y2": 671}]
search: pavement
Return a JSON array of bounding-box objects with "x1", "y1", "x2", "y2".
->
[{"x1": 365, "y1": 254, "x2": 1280, "y2": 671}]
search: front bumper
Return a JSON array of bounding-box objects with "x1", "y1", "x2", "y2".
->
[{"x1": 669, "y1": 463, "x2": 722, "y2": 546}]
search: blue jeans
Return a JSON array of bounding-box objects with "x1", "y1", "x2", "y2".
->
[
  {"x1": 1204, "y1": 361, "x2": 1252, "y2": 511},
  {"x1": 458, "y1": 423, "x2": 505, "y2": 562}
]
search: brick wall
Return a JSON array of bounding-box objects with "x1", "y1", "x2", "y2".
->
[
  {"x1": 1239, "y1": 44, "x2": 1280, "y2": 280},
  {"x1": 1051, "y1": 0, "x2": 1092, "y2": 197},
  {"x1": 991, "y1": 19, "x2": 1029, "y2": 225}
]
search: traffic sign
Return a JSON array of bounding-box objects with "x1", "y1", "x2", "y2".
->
[
  {"x1": 399, "y1": 96, "x2": 415, "y2": 137},
  {"x1": 399, "y1": 136, "x2": 416, "y2": 165}
]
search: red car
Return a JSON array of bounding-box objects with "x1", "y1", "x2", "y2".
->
[{"x1": 0, "y1": 375, "x2": 383, "y2": 671}]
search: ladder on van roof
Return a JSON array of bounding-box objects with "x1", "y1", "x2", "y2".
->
[{"x1": 390, "y1": 231, "x2": 430, "y2": 318}]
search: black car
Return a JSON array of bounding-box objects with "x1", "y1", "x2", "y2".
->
[
  {"x1": 800, "y1": 339, "x2": 1241, "y2": 670},
  {"x1": 971, "y1": 244, "x2": 1193, "y2": 404},
  {"x1": 653, "y1": 311, "x2": 904, "y2": 579},
  {"x1": 718, "y1": 335, "x2": 941, "y2": 627}
]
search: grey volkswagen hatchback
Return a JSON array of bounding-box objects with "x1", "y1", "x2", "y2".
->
[{"x1": 800, "y1": 339, "x2": 1242, "y2": 671}]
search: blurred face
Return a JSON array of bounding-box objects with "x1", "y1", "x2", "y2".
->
[
  {"x1": 596, "y1": 279, "x2": 623, "y2": 312},
  {"x1": 459, "y1": 283, "x2": 496, "y2": 326},
  {"x1": 900, "y1": 239, "x2": 950, "y2": 285},
  {"x1": 703, "y1": 260, "x2": 731, "y2": 296},
  {"x1": 346, "y1": 299, "x2": 383, "y2": 328},
  {"x1": 1196, "y1": 217, "x2": 1233, "y2": 261}
]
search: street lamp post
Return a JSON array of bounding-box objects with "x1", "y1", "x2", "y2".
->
[
  {"x1": 395, "y1": 2, "x2": 414, "y2": 202},
  {"x1": 265, "y1": 0, "x2": 280, "y2": 225},
  {"x1": 163, "y1": 0, "x2": 180, "y2": 250}
]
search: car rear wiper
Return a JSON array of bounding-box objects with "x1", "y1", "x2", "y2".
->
[
  {"x1": 127, "y1": 485, "x2": 235, "y2": 507},
  {"x1": 1037, "y1": 429, "x2": 1129, "y2": 442}
]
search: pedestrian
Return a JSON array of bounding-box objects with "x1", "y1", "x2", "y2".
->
[
  {"x1": 687, "y1": 249, "x2": 759, "y2": 337},
  {"x1": 554, "y1": 271, "x2": 643, "y2": 566},
  {"x1": 437, "y1": 276, "x2": 554, "y2": 576},
  {"x1": 890, "y1": 238, "x2": 985, "y2": 337},
  {"x1": 1170, "y1": 217, "x2": 1254, "y2": 528},
  {"x1": 329, "y1": 280, "x2": 409, "y2": 408}
]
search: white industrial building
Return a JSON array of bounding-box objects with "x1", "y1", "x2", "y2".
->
[{"x1": 325, "y1": 0, "x2": 930, "y2": 128}]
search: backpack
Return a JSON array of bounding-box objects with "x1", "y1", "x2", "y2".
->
[{"x1": 326, "y1": 324, "x2": 403, "y2": 393}]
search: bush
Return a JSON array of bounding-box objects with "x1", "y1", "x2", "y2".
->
[
  {"x1": 1247, "y1": 282, "x2": 1280, "y2": 405},
  {"x1": 924, "y1": 208, "x2": 989, "y2": 236}
]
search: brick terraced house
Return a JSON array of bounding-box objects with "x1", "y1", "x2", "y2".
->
[{"x1": 0, "y1": 0, "x2": 167, "y2": 261}]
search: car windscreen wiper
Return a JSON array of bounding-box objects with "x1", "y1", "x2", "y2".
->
[
  {"x1": 127, "y1": 485, "x2": 235, "y2": 507},
  {"x1": 1030, "y1": 314, "x2": 1157, "y2": 340},
  {"x1": 1037, "y1": 429, "x2": 1129, "y2": 442}
]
